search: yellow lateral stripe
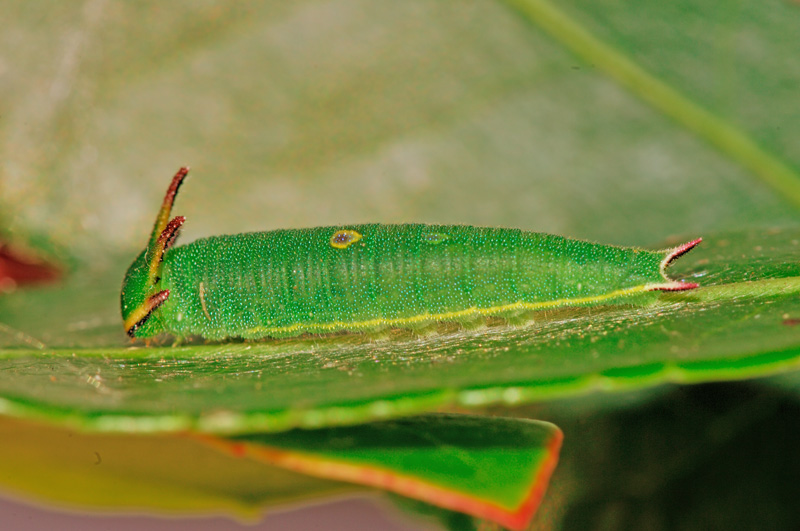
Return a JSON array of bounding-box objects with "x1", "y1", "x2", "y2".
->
[
  {"x1": 123, "y1": 303, "x2": 153, "y2": 334},
  {"x1": 247, "y1": 284, "x2": 655, "y2": 336}
]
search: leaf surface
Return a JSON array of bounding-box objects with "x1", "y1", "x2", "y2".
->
[
  {"x1": 0, "y1": 415, "x2": 347, "y2": 517},
  {"x1": 1, "y1": 229, "x2": 799, "y2": 434},
  {"x1": 0, "y1": 413, "x2": 559, "y2": 530},
  {"x1": 196, "y1": 414, "x2": 562, "y2": 530}
]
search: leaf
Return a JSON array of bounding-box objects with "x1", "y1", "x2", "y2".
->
[
  {"x1": 0, "y1": 414, "x2": 350, "y2": 517},
  {"x1": 0, "y1": 412, "x2": 561, "y2": 530},
  {"x1": 1, "y1": 228, "x2": 799, "y2": 434},
  {"x1": 3, "y1": 2, "x2": 799, "y2": 255},
  {"x1": 194, "y1": 414, "x2": 562, "y2": 530},
  {"x1": 502, "y1": 0, "x2": 800, "y2": 205}
]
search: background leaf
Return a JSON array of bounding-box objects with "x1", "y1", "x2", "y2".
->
[
  {"x1": 0, "y1": 415, "x2": 350, "y2": 517},
  {"x1": 0, "y1": 413, "x2": 561, "y2": 531},
  {"x1": 2, "y1": 0, "x2": 798, "y2": 257},
  {"x1": 197, "y1": 414, "x2": 562, "y2": 530}
]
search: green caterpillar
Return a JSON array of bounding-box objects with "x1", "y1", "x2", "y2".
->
[{"x1": 121, "y1": 168, "x2": 700, "y2": 342}]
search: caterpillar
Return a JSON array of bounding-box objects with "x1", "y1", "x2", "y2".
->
[{"x1": 121, "y1": 168, "x2": 700, "y2": 342}]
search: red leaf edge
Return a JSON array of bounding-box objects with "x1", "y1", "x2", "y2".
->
[{"x1": 190, "y1": 427, "x2": 562, "y2": 530}]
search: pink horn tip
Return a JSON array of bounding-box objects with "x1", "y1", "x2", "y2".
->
[
  {"x1": 664, "y1": 237, "x2": 702, "y2": 267},
  {"x1": 654, "y1": 281, "x2": 699, "y2": 292}
]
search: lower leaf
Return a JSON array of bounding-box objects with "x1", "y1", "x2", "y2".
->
[{"x1": 195, "y1": 413, "x2": 563, "y2": 530}]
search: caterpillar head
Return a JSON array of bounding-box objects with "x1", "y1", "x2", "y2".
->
[{"x1": 121, "y1": 167, "x2": 188, "y2": 338}]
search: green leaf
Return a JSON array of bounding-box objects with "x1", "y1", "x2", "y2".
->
[
  {"x1": 502, "y1": 0, "x2": 800, "y2": 206},
  {"x1": 3, "y1": 1, "x2": 799, "y2": 255},
  {"x1": 1, "y1": 228, "x2": 799, "y2": 434},
  {"x1": 195, "y1": 414, "x2": 562, "y2": 530}
]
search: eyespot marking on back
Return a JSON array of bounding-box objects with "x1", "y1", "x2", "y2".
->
[
  {"x1": 330, "y1": 229, "x2": 362, "y2": 249},
  {"x1": 424, "y1": 232, "x2": 449, "y2": 244}
]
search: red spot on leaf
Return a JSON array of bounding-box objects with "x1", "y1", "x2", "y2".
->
[{"x1": 0, "y1": 242, "x2": 62, "y2": 292}]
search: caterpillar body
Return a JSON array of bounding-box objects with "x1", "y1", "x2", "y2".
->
[{"x1": 121, "y1": 168, "x2": 700, "y2": 341}]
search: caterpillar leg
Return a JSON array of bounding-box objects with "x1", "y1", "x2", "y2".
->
[
  {"x1": 364, "y1": 327, "x2": 392, "y2": 341},
  {"x1": 456, "y1": 315, "x2": 488, "y2": 332},
  {"x1": 408, "y1": 320, "x2": 438, "y2": 337},
  {"x1": 503, "y1": 310, "x2": 536, "y2": 328},
  {"x1": 171, "y1": 335, "x2": 185, "y2": 347}
]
